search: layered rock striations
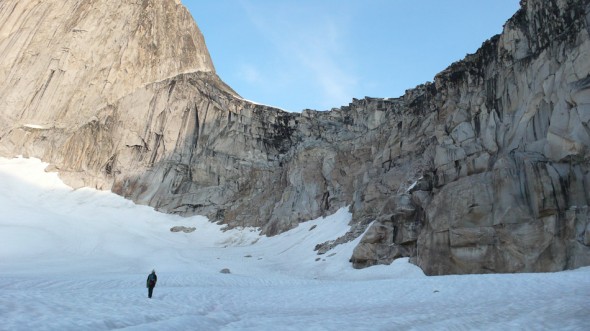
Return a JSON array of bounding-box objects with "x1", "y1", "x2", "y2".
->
[
  {"x1": 349, "y1": 0, "x2": 590, "y2": 274},
  {"x1": 0, "y1": 0, "x2": 214, "y2": 133},
  {"x1": 0, "y1": 0, "x2": 589, "y2": 275}
]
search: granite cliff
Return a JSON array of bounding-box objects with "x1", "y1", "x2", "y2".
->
[{"x1": 1, "y1": 0, "x2": 589, "y2": 275}]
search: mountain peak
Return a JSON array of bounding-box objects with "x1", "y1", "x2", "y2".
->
[{"x1": 0, "y1": 0, "x2": 214, "y2": 126}]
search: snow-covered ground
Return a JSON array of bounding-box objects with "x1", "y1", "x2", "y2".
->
[{"x1": 0, "y1": 157, "x2": 589, "y2": 331}]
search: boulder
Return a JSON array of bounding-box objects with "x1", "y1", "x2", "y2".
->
[{"x1": 170, "y1": 226, "x2": 196, "y2": 233}]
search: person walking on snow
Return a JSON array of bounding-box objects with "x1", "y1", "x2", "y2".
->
[{"x1": 146, "y1": 270, "x2": 157, "y2": 298}]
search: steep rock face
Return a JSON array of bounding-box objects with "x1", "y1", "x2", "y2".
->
[
  {"x1": 350, "y1": 0, "x2": 590, "y2": 274},
  {"x1": 0, "y1": 0, "x2": 589, "y2": 275},
  {"x1": 0, "y1": 0, "x2": 214, "y2": 134}
]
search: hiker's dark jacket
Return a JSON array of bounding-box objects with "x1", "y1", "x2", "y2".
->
[{"x1": 146, "y1": 273, "x2": 157, "y2": 288}]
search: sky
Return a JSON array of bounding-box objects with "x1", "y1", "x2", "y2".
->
[
  {"x1": 186, "y1": 0, "x2": 521, "y2": 112},
  {"x1": 1, "y1": 156, "x2": 590, "y2": 330}
]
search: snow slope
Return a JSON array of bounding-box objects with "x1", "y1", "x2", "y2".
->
[{"x1": 0, "y1": 157, "x2": 589, "y2": 330}]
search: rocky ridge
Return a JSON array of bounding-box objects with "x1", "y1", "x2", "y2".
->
[{"x1": 0, "y1": 0, "x2": 589, "y2": 275}]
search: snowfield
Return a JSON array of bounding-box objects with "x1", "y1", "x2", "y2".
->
[{"x1": 0, "y1": 157, "x2": 589, "y2": 330}]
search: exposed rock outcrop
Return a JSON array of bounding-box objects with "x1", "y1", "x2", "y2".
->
[
  {"x1": 170, "y1": 226, "x2": 196, "y2": 233},
  {"x1": 0, "y1": 0, "x2": 589, "y2": 275},
  {"x1": 0, "y1": 0, "x2": 215, "y2": 134},
  {"x1": 350, "y1": 0, "x2": 590, "y2": 274}
]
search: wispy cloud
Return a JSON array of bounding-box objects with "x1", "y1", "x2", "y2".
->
[
  {"x1": 237, "y1": 63, "x2": 263, "y2": 84},
  {"x1": 238, "y1": 1, "x2": 357, "y2": 109}
]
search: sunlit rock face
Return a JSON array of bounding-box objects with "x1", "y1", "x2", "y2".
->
[
  {"x1": 1, "y1": 0, "x2": 589, "y2": 275},
  {"x1": 349, "y1": 0, "x2": 590, "y2": 274}
]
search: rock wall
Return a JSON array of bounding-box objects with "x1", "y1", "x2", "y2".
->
[
  {"x1": 350, "y1": 0, "x2": 590, "y2": 274},
  {"x1": 0, "y1": 0, "x2": 214, "y2": 133},
  {"x1": 0, "y1": 0, "x2": 589, "y2": 275}
]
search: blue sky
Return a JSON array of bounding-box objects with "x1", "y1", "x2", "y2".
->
[{"x1": 185, "y1": 1, "x2": 520, "y2": 112}]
